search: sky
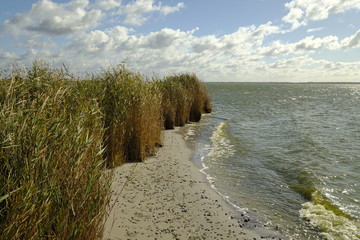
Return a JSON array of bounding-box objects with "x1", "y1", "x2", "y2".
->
[{"x1": 0, "y1": 0, "x2": 360, "y2": 82}]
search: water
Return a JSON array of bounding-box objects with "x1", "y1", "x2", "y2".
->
[{"x1": 187, "y1": 83, "x2": 360, "y2": 239}]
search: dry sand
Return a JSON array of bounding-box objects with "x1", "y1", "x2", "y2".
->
[{"x1": 103, "y1": 128, "x2": 285, "y2": 240}]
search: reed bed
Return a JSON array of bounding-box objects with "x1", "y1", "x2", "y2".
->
[
  {"x1": 0, "y1": 63, "x2": 109, "y2": 239},
  {"x1": 0, "y1": 62, "x2": 211, "y2": 239},
  {"x1": 156, "y1": 73, "x2": 212, "y2": 129},
  {"x1": 98, "y1": 66, "x2": 163, "y2": 166}
]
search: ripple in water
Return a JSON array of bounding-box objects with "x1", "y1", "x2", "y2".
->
[{"x1": 193, "y1": 83, "x2": 360, "y2": 239}]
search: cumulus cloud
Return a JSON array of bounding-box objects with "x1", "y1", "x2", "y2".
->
[
  {"x1": 269, "y1": 56, "x2": 310, "y2": 69},
  {"x1": 1, "y1": 0, "x2": 185, "y2": 35},
  {"x1": 54, "y1": 22, "x2": 282, "y2": 80},
  {"x1": 265, "y1": 55, "x2": 360, "y2": 81},
  {"x1": 295, "y1": 35, "x2": 339, "y2": 51},
  {"x1": 283, "y1": 0, "x2": 360, "y2": 30},
  {"x1": 0, "y1": 51, "x2": 18, "y2": 61},
  {"x1": 106, "y1": 25, "x2": 133, "y2": 42},
  {"x1": 282, "y1": 7, "x2": 305, "y2": 30},
  {"x1": 307, "y1": 27, "x2": 324, "y2": 33},
  {"x1": 160, "y1": 2, "x2": 185, "y2": 15},
  {"x1": 341, "y1": 30, "x2": 360, "y2": 48},
  {"x1": 1, "y1": 0, "x2": 360, "y2": 82},
  {"x1": 193, "y1": 35, "x2": 222, "y2": 53},
  {"x1": 193, "y1": 22, "x2": 280, "y2": 54},
  {"x1": 94, "y1": 0, "x2": 121, "y2": 10},
  {"x1": 2, "y1": 0, "x2": 102, "y2": 36},
  {"x1": 257, "y1": 33, "x2": 360, "y2": 57},
  {"x1": 259, "y1": 41, "x2": 295, "y2": 56},
  {"x1": 136, "y1": 28, "x2": 195, "y2": 49},
  {"x1": 65, "y1": 26, "x2": 196, "y2": 58},
  {"x1": 121, "y1": 0, "x2": 184, "y2": 26}
]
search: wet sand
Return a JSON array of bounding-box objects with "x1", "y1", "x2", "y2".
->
[{"x1": 103, "y1": 128, "x2": 284, "y2": 240}]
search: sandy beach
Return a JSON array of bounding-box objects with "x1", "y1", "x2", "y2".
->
[{"x1": 103, "y1": 127, "x2": 284, "y2": 240}]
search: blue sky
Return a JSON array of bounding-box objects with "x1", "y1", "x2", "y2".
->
[{"x1": 1, "y1": 0, "x2": 360, "y2": 82}]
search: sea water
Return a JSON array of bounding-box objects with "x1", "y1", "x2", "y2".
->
[{"x1": 187, "y1": 83, "x2": 360, "y2": 239}]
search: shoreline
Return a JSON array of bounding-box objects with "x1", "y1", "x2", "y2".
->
[{"x1": 102, "y1": 127, "x2": 284, "y2": 240}]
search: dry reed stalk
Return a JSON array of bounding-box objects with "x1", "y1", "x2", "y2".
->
[
  {"x1": 0, "y1": 62, "x2": 110, "y2": 239},
  {"x1": 0, "y1": 61, "x2": 211, "y2": 239}
]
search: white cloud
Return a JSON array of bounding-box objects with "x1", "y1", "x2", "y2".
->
[
  {"x1": 20, "y1": 36, "x2": 57, "y2": 50},
  {"x1": 136, "y1": 28, "x2": 194, "y2": 49},
  {"x1": 107, "y1": 25, "x2": 133, "y2": 42},
  {"x1": 65, "y1": 26, "x2": 196, "y2": 58},
  {"x1": 94, "y1": 0, "x2": 121, "y2": 10},
  {"x1": 1, "y1": 0, "x2": 360, "y2": 82},
  {"x1": 193, "y1": 22, "x2": 280, "y2": 54},
  {"x1": 341, "y1": 30, "x2": 360, "y2": 48},
  {"x1": 53, "y1": 24, "x2": 273, "y2": 79},
  {"x1": 65, "y1": 30, "x2": 112, "y2": 57},
  {"x1": 269, "y1": 55, "x2": 310, "y2": 69},
  {"x1": 2, "y1": 0, "x2": 102, "y2": 36},
  {"x1": 307, "y1": 27, "x2": 324, "y2": 33},
  {"x1": 1, "y1": 0, "x2": 185, "y2": 35},
  {"x1": 295, "y1": 35, "x2": 339, "y2": 51},
  {"x1": 282, "y1": 7, "x2": 305, "y2": 30},
  {"x1": 266, "y1": 55, "x2": 360, "y2": 81},
  {"x1": 258, "y1": 30, "x2": 360, "y2": 57},
  {"x1": 0, "y1": 51, "x2": 18, "y2": 61},
  {"x1": 159, "y1": 2, "x2": 185, "y2": 15},
  {"x1": 283, "y1": 0, "x2": 360, "y2": 30},
  {"x1": 259, "y1": 35, "x2": 340, "y2": 56},
  {"x1": 259, "y1": 40, "x2": 295, "y2": 56},
  {"x1": 121, "y1": 0, "x2": 184, "y2": 26},
  {"x1": 193, "y1": 35, "x2": 222, "y2": 53}
]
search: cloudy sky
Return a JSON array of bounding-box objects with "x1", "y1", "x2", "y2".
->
[{"x1": 1, "y1": 0, "x2": 360, "y2": 82}]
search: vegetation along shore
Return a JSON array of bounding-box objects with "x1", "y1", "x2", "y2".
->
[{"x1": 0, "y1": 61, "x2": 211, "y2": 239}]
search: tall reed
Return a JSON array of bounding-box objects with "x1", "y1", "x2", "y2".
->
[
  {"x1": 0, "y1": 62, "x2": 110, "y2": 239},
  {"x1": 157, "y1": 73, "x2": 212, "y2": 129},
  {"x1": 99, "y1": 66, "x2": 163, "y2": 167},
  {"x1": 0, "y1": 62, "x2": 211, "y2": 239}
]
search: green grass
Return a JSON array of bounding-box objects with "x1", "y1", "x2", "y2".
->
[{"x1": 0, "y1": 61, "x2": 211, "y2": 239}]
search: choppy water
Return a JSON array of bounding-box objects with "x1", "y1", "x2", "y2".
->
[{"x1": 187, "y1": 83, "x2": 360, "y2": 239}]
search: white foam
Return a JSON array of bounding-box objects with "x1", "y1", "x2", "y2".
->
[
  {"x1": 184, "y1": 125, "x2": 197, "y2": 141},
  {"x1": 208, "y1": 122, "x2": 235, "y2": 159},
  {"x1": 300, "y1": 202, "x2": 360, "y2": 240},
  {"x1": 198, "y1": 122, "x2": 247, "y2": 214}
]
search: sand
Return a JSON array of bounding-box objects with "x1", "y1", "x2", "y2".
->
[{"x1": 103, "y1": 127, "x2": 285, "y2": 240}]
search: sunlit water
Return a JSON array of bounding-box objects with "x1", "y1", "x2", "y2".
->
[{"x1": 187, "y1": 83, "x2": 360, "y2": 240}]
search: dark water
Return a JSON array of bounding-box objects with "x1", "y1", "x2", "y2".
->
[{"x1": 187, "y1": 83, "x2": 360, "y2": 239}]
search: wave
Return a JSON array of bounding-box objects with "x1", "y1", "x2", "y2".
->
[
  {"x1": 184, "y1": 125, "x2": 196, "y2": 141},
  {"x1": 200, "y1": 122, "x2": 247, "y2": 212},
  {"x1": 208, "y1": 122, "x2": 236, "y2": 159},
  {"x1": 300, "y1": 201, "x2": 360, "y2": 240},
  {"x1": 299, "y1": 189, "x2": 360, "y2": 239},
  {"x1": 288, "y1": 168, "x2": 360, "y2": 239}
]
